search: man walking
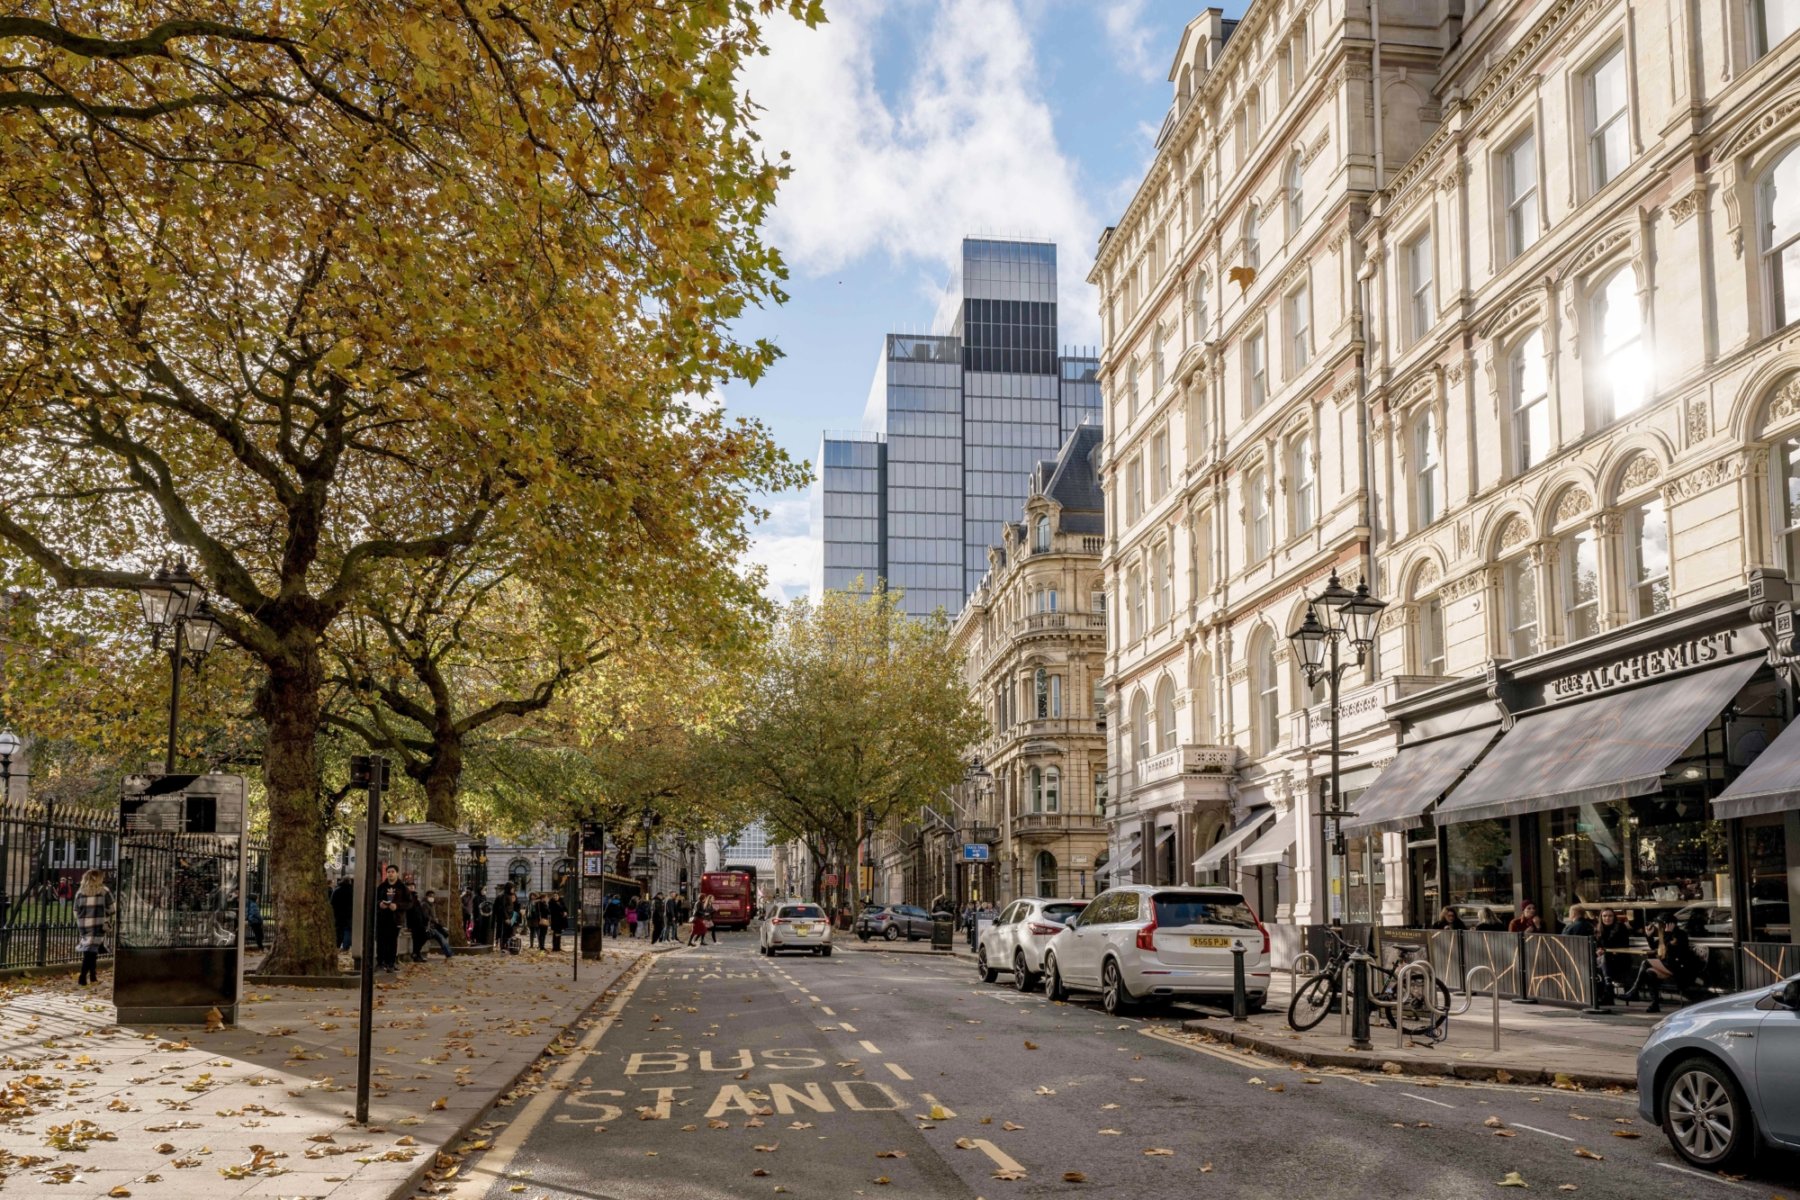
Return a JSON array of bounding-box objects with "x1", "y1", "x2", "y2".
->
[
  {"x1": 549, "y1": 890, "x2": 568, "y2": 953},
  {"x1": 374, "y1": 864, "x2": 407, "y2": 972},
  {"x1": 420, "y1": 891, "x2": 456, "y2": 958},
  {"x1": 403, "y1": 871, "x2": 428, "y2": 962},
  {"x1": 650, "y1": 892, "x2": 666, "y2": 944},
  {"x1": 330, "y1": 877, "x2": 354, "y2": 951}
]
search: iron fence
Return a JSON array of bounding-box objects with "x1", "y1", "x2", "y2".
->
[{"x1": 0, "y1": 799, "x2": 268, "y2": 972}]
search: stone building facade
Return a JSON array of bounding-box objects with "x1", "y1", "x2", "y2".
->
[
  {"x1": 1095, "y1": 0, "x2": 1800, "y2": 959},
  {"x1": 942, "y1": 424, "x2": 1110, "y2": 908}
]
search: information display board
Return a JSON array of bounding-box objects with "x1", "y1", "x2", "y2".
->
[{"x1": 116, "y1": 774, "x2": 247, "y2": 1025}]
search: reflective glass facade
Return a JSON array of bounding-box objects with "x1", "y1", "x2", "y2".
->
[{"x1": 817, "y1": 239, "x2": 1101, "y2": 618}]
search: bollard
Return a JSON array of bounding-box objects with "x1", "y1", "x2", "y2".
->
[
  {"x1": 1349, "y1": 949, "x2": 1374, "y2": 1051},
  {"x1": 1231, "y1": 942, "x2": 1248, "y2": 1021}
]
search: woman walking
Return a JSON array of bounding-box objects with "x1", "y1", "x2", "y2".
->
[
  {"x1": 625, "y1": 897, "x2": 639, "y2": 939},
  {"x1": 530, "y1": 892, "x2": 552, "y2": 952},
  {"x1": 687, "y1": 894, "x2": 711, "y2": 946},
  {"x1": 74, "y1": 870, "x2": 115, "y2": 987}
]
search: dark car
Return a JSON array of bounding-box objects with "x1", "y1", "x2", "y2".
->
[{"x1": 855, "y1": 903, "x2": 934, "y2": 942}]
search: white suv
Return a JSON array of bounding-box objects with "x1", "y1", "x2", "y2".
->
[
  {"x1": 1042, "y1": 886, "x2": 1270, "y2": 1015},
  {"x1": 977, "y1": 898, "x2": 1088, "y2": 992}
]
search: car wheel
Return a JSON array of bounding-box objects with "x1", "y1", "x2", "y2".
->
[
  {"x1": 883, "y1": 925, "x2": 900, "y2": 942},
  {"x1": 1101, "y1": 959, "x2": 1134, "y2": 1016},
  {"x1": 977, "y1": 949, "x2": 998, "y2": 984},
  {"x1": 821, "y1": 947, "x2": 832, "y2": 957},
  {"x1": 1044, "y1": 954, "x2": 1069, "y2": 1002},
  {"x1": 1012, "y1": 951, "x2": 1038, "y2": 993},
  {"x1": 1661, "y1": 1055, "x2": 1754, "y2": 1170}
]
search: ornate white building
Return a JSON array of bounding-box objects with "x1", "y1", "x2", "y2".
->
[{"x1": 1095, "y1": 0, "x2": 1800, "y2": 958}]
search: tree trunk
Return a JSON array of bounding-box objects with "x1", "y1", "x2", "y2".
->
[{"x1": 256, "y1": 640, "x2": 339, "y2": 977}]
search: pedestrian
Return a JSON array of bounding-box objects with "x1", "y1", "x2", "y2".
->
[
  {"x1": 1507, "y1": 901, "x2": 1545, "y2": 933},
  {"x1": 604, "y1": 894, "x2": 622, "y2": 938},
  {"x1": 687, "y1": 895, "x2": 709, "y2": 946},
  {"x1": 549, "y1": 891, "x2": 568, "y2": 952},
  {"x1": 374, "y1": 864, "x2": 407, "y2": 972},
  {"x1": 1473, "y1": 906, "x2": 1506, "y2": 931},
  {"x1": 1431, "y1": 905, "x2": 1466, "y2": 930},
  {"x1": 1561, "y1": 905, "x2": 1596, "y2": 937},
  {"x1": 403, "y1": 872, "x2": 428, "y2": 962},
  {"x1": 330, "y1": 877, "x2": 354, "y2": 951},
  {"x1": 530, "y1": 892, "x2": 552, "y2": 951},
  {"x1": 650, "y1": 892, "x2": 666, "y2": 944},
  {"x1": 74, "y1": 869, "x2": 115, "y2": 987},
  {"x1": 461, "y1": 887, "x2": 475, "y2": 940},
  {"x1": 245, "y1": 894, "x2": 265, "y2": 950},
  {"x1": 626, "y1": 897, "x2": 640, "y2": 939},
  {"x1": 419, "y1": 892, "x2": 456, "y2": 958},
  {"x1": 474, "y1": 888, "x2": 495, "y2": 946}
]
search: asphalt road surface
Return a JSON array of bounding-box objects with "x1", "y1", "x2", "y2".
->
[{"x1": 448, "y1": 932, "x2": 1798, "y2": 1199}]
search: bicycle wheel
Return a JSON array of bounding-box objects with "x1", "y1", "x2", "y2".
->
[
  {"x1": 1401, "y1": 980, "x2": 1455, "y2": 1036},
  {"x1": 1287, "y1": 971, "x2": 1336, "y2": 1031}
]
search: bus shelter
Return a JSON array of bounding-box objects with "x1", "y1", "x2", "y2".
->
[{"x1": 350, "y1": 821, "x2": 465, "y2": 962}]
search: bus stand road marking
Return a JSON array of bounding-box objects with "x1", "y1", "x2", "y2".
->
[
  {"x1": 884, "y1": 1062, "x2": 913, "y2": 1082},
  {"x1": 970, "y1": 1138, "x2": 1026, "y2": 1177}
]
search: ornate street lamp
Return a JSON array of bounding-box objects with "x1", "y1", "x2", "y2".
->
[
  {"x1": 0, "y1": 728, "x2": 20, "y2": 804},
  {"x1": 138, "y1": 557, "x2": 226, "y2": 773}
]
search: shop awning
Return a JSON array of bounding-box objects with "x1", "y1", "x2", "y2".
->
[
  {"x1": 1237, "y1": 811, "x2": 1296, "y2": 868},
  {"x1": 1714, "y1": 716, "x2": 1800, "y2": 818},
  {"x1": 1435, "y1": 658, "x2": 1761, "y2": 825},
  {"x1": 1155, "y1": 826, "x2": 1176, "y2": 848},
  {"x1": 1193, "y1": 808, "x2": 1272, "y2": 873},
  {"x1": 1341, "y1": 726, "x2": 1502, "y2": 835},
  {"x1": 1098, "y1": 832, "x2": 1142, "y2": 881}
]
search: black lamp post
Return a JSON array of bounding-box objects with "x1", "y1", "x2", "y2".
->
[
  {"x1": 1289, "y1": 569, "x2": 1386, "y2": 1050},
  {"x1": 138, "y1": 557, "x2": 224, "y2": 773}
]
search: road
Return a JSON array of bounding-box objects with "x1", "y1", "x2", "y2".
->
[{"x1": 447, "y1": 932, "x2": 1797, "y2": 1199}]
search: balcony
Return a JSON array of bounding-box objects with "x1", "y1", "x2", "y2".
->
[
  {"x1": 1011, "y1": 811, "x2": 1103, "y2": 840},
  {"x1": 1132, "y1": 744, "x2": 1236, "y2": 790},
  {"x1": 1014, "y1": 612, "x2": 1106, "y2": 638}
]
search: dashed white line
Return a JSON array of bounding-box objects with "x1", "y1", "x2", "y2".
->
[
  {"x1": 1401, "y1": 1092, "x2": 1457, "y2": 1109},
  {"x1": 1657, "y1": 1163, "x2": 1739, "y2": 1187},
  {"x1": 820, "y1": 1006, "x2": 836, "y2": 1016},
  {"x1": 970, "y1": 1138, "x2": 1025, "y2": 1176},
  {"x1": 921, "y1": 1092, "x2": 956, "y2": 1117},
  {"x1": 859, "y1": 1040, "x2": 881, "y2": 1055},
  {"x1": 884, "y1": 1062, "x2": 913, "y2": 1081},
  {"x1": 1510, "y1": 1122, "x2": 1575, "y2": 1142},
  {"x1": 807, "y1": 994, "x2": 821, "y2": 1003},
  {"x1": 839, "y1": 1021, "x2": 859, "y2": 1032}
]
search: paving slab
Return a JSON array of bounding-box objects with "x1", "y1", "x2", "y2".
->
[{"x1": 0, "y1": 942, "x2": 674, "y2": 1199}]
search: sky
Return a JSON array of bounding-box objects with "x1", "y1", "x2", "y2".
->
[{"x1": 726, "y1": 0, "x2": 1249, "y2": 602}]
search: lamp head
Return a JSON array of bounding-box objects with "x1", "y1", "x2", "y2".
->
[
  {"x1": 1289, "y1": 605, "x2": 1329, "y2": 675},
  {"x1": 0, "y1": 729, "x2": 19, "y2": 758},
  {"x1": 183, "y1": 600, "x2": 225, "y2": 659},
  {"x1": 1339, "y1": 580, "x2": 1389, "y2": 650}
]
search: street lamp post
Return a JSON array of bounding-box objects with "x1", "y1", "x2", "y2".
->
[
  {"x1": 1289, "y1": 568, "x2": 1386, "y2": 1050},
  {"x1": 0, "y1": 729, "x2": 22, "y2": 937},
  {"x1": 137, "y1": 557, "x2": 225, "y2": 774}
]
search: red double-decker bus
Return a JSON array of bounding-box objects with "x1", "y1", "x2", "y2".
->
[{"x1": 700, "y1": 871, "x2": 753, "y2": 930}]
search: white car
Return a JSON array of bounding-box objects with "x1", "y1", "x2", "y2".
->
[
  {"x1": 759, "y1": 902, "x2": 833, "y2": 957},
  {"x1": 1042, "y1": 885, "x2": 1271, "y2": 1016},
  {"x1": 977, "y1": 898, "x2": 1088, "y2": 992}
]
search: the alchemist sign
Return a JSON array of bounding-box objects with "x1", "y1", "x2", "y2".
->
[{"x1": 1548, "y1": 630, "x2": 1738, "y2": 701}]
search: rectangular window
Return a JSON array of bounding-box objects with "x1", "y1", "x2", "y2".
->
[
  {"x1": 1754, "y1": 0, "x2": 1800, "y2": 56},
  {"x1": 1247, "y1": 470, "x2": 1270, "y2": 562},
  {"x1": 1631, "y1": 501, "x2": 1672, "y2": 618},
  {"x1": 1050, "y1": 676, "x2": 1063, "y2": 718},
  {"x1": 1564, "y1": 528, "x2": 1601, "y2": 642},
  {"x1": 1511, "y1": 331, "x2": 1550, "y2": 472},
  {"x1": 1093, "y1": 679, "x2": 1106, "y2": 726},
  {"x1": 1290, "y1": 433, "x2": 1315, "y2": 535},
  {"x1": 1158, "y1": 545, "x2": 1173, "y2": 624},
  {"x1": 1128, "y1": 454, "x2": 1144, "y2": 523},
  {"x1": 1153, "y1": 431, "x2": 1170, "y2": 499},
  {"x1": 1405, "y1": 231, "x2": 1434, "y2": 344},
  {"x1": 1416, "y1": 411, "x2": 1441, "y2": 527},
  {"x1": 1586, "y1": 47, "x2": 1630, "y2": 190},
  {"x1": 1506, "y1": 556, "x2": 1539, "y2": 658},
  {"x1": 1287, "y1": 284, "x2": 1312, "y2": 373},
  {"x1": 1246, "y1": 329, "x2": 1268, "y2": 410},
  {"x1": 1502, "y1": 132, "x2": 1539, "y2": 260},
  {"x1": 1420, "y1": 597, "x2": 1446, "y2": 676}
]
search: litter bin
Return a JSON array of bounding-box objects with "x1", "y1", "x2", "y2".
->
[{"x1": 931, "y1": 911, "x2": 954, "y2": 950}]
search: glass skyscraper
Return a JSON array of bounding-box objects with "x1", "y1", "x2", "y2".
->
[{"x1": 817, "y1": 238, "x2": 1101, "y2": 618}]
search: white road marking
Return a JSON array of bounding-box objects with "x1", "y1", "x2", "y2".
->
[
  {"x1": 1401, "y1": 1091, "x2": 1457, "y2": 1109},
  {"x1": 839, "y1": 1021, "x2": 859, "y2": 1032},
  {"x1": 1511, "y1": 1122, "x2": 1575, "y2": 1142},
  {"x1": 859, "y1": 1040, "x2": 881, "y2": 1055},
  {"x1": 921, "y1": 1092, "x2": 956, "y2": 1117},
  {"x1": 807, "y1": 995, "x2": 821, "y2": 1003},
  {"x1": 821, "y1": 1006, "x2": 836, "y2": 1016},
  {"x1": 884, "y1": 1062, "x2": 913, "y2": 1081},
  {"x1": 1657, "y1": 1163, "x2": 1739, "y2": 1187},
  {"x1": 971, "y1": 1138, "x2": 1025, "y2": 1176}
]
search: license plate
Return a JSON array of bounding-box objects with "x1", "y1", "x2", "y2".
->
[
  {"x1": 796, "y1": 924, "x2": 813, "y2": 934},
  {"x1": 1189, "y1": 935, "x2": 1230, "y2": 948}
]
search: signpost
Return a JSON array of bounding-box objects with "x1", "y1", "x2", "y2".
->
[
  {"x1": 960, "y1": 843, "x2": 990, "y2": 862},
  {"x1": 351, "y1": 753, "x2": 387, "y2": 1126}
]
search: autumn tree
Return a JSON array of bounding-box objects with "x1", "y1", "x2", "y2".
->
[
  {"x1": 720, "y1": 587, "x2": 986, "y2": 902},
  {"x1": 0, "y1": 3, "x2": 816, "y2": 975}
]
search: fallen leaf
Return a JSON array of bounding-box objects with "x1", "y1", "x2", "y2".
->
[
  {"x1": 707, "y1": 1119, "x2": 730, "y2": 1130},
  {"x1": 1063, "y1": 1171, "x2": 1087, "y2": 1182},
  {"x1": 1498, "y1": 1171, "x2": 1528, "y2": 1188},
  {"x1": 1245, "y1": 1076, "x2": 1266, "y2": 1085},
  {"x1": 1380, "y1": 1062, "x2": 1403, "y2": 1075},
  {"x1": 753, "y1": 1143, "x2": 779, "y2": 1153},
  {"x1": 954, "y1": 1137, "x2": 977, "y2": 1150},
  {"x1": 875, "y1": 1150, "x2": 906, "y2": 1159},
  {"x1": 1002, "y1": 1121, "x2": 1023, "y2": 1132},
  {"x1": 432, "y1": 1096, "x2": 448, "y2": 1111},
  {"x1": 1023, "y1": 1041, "x2": 1038, "y2": 1050},
  {"x1": 1143, "y1": 1148, "x2": 1174, "y2": 1157},
  {"x1": 1558, "y1": 1187, "x2": 1577, "y2": 1193},
  {"x1": 1201, "y1": 1162, "x2": 1214, "y2": 1173},
  {"x1": 1573, "y1": 1148, "x2": 1603, "y2": 1161},
  {"x1": 1267, "y1": 1084, "x2": 1286, "y2": 1093},
  {"x1": 1495, "y1": 1069, "x2": 1514, "y2": 1084},
  {"x1": 751, "y1": 1168, "x2": 768, "y2": 1178},
  {"x1": 873, "y1": 1177, "x2": 890, "y2": 1185},
  {"x1": 1609, "y1": 1130, "x2": 1641, "y2": 1139},
  {"x1": 1098, "y1": 1129, "x2": 1122, "y2": 1136},
  {"x1": 108, "y1": 1189, "x2": 131, "y2": 1198},
  {"x1": 993, "y1": 1168, "x2": 1026, "y2": 1181},
  {"x1": 929, "y1": 1104, "x2": 950, "y2": 1120},
  {"x1": 1484, "y1": 1117, "x2": 1507, "y2": 1129},
  {"x1": 1033, "y1": 1087, "x2": 1055, "y2": 1096}
]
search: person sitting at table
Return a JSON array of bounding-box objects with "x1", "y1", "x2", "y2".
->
[
  {"x1": 1594, "y1": 908, "x2": 1633, "y2": 1005},
  {"x1": 1507, "y1": 901, "x2": 1545, "y2": 933},
  {"x1": 1561, "y1": 905, "x2": 1595, "y2": 937},
  {"x1": 1473, "y1": 907, "x2": 1507, "y2": 931},
  {"x1": 1431, "y1": 906, "x2": 1467, "y2": 931},
  {"x1": 1628, "y1": 918, "x2": 1704, "y2": 1014}
]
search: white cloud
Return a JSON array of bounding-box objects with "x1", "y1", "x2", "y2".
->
[
  {"x1": 1099, "y1": 0, "x2": 1161, "y2": 82},
  {"x1": 743, "y1": 492, "x2": 818, "y2": 604},
  {"x1": 746, "y1": 0, "x2": 1103, "y2": 341}
]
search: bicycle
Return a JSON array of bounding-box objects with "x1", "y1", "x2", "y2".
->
[{"x1": 1287, "y1": 931, "x2": 1452, "y2": 1037}]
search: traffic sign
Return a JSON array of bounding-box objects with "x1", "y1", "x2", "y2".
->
[{"x1": 960, "y1": 843, "x2": 990, "y2": 862}]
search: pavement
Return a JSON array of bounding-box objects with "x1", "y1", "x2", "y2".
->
[
  {"x1": 441, "y1": 933, "x2": 1799, "y2": 1199},
  {"x1": 0, "y1": 940, "x2": 674, "y2": 1199}
]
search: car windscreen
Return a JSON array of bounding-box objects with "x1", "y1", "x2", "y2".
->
[
  {"x1": 1152, "y1": 894, "x2": 1258, "y2": 929},
  {"x1": 1039, "y1": 903, "x2": 1086, "y2": 924},
  {"x1": 781, "y1": 906, "x2": 825, "y2": 919}
]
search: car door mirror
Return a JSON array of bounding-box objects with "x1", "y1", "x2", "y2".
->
[{"x1": 1780, "y1": 978, "x2": 1800, "y2": 1010}]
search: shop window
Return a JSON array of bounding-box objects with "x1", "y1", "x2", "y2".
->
[
  {"x1": 1761, "y1": 145, "x2": 1800, "y2": 330},
  {"x1": 1629, "y1": 500, "x2": 1671, "y2": 619},
  {"x1": 1742, "y1": 819, "x2": 1792, "y2": 942},
  {"x1": 1585, "y1": 46, "x2": 1631, "y2": 191},
  {"x1": 1594, "y1": 266, "x2": 1650, "y2": 419},
  {"x1": 1415, "y1": 409, "x2": 1441, "y2": 526},
  {"x1": 1509, "y1": 331, "x2": 1550, "y2": 471},
  {"x1": 1504, "y1": 554, "x2": 1538, "y2": 658},
  {"x1": 1500, "y1": 131, "x2": 1540, "y2": 262},
  {"x1": 1155, "y1": 677, "x2": 1177, "y2": 752},
  {"x1": 1444, "y1": 819, "x2": 1515, "y2": 923},
  {"x1": 1540, "y1": 798, "x2": 1734, "y2": 937},
  {"x1": 1752, "y1": 1, "x2": 1800, "y2": 57},
  {"x1": 1562, "y1": 527, "x2": 1601, "y2": 642},
  {"x1": 1037, "y1": 851, "x2": 1058, "y2": 898}
]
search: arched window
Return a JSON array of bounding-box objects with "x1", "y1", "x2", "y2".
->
[
  {"x1": 1594, "y1": 266, "x2": 1649, "y2": 418},
  {"x1": 1192, "y1": 653, "x2": 1214, "y2": 742},
  {"x1": 1286, "y1": 153, "x2": 1305, "y2": 233},
  {"x1": 1035, "y1": 667, "x2": 1049, "y2": 719},
  {"x1": 1252, "y1": 636, "x2": 1280, "y2": 756},
  {"x1": 509, "y1": 857, "x2": 532, "y2": 890},
  {"x1": 1509, "y1": 331, "x2": 1550, "y2": 472},
  {"x1": 1193, "y1": 273, "x2": 1210, "y2": 345},
  {"x1": 1155, "y1": 677, "x2": 1177, "y2": 752},
  {"x1": 1760, "y1": 145, "x2": 1800, "y2": 329},
  {"x1": 1242, "y1": 205, "x2": 1262, "y2": 271},
  {"x1": 1179, "y1": 64, "x2": 1194, "y2": 107},
  {"x1": 1030, "y1": 766, "x2": 1044, "y2": 813},
  {"x1": 1415, "y1": 409, "x2": 1441, "y2": 526},
  {"x1": 1132, "y1": 691, "x2": 1151, "y2": 763},
  {"x1": 1034, "y1": 516, "x2": 1050, "y2": 552},
  {"x1": 1629, "y1": 499, "x2": 1670, "y2": 618},
  {"x1": 1036, "y1": 851, "x2": 1058, "y2": 898},
  {"x1": 1043, "y1": 768, "x2": 1060, "y2": 814}
]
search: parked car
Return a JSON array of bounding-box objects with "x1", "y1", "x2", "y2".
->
[
  {"x1": 854, "y1": 903, "x2": 933, "y2": 942},
  {"x1": 1041, "y1": 885, "x2": 1270, "y2": 1016},
  {"x1": 1636, "y1": 973, "x2": 1800, "y2": 1169},
  {"x1": 759, "y1": 902, "x2": 833, "y2": 957},
  {"x1": 977, "y1": 898, "x2": 1088, "y2": 992}
]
